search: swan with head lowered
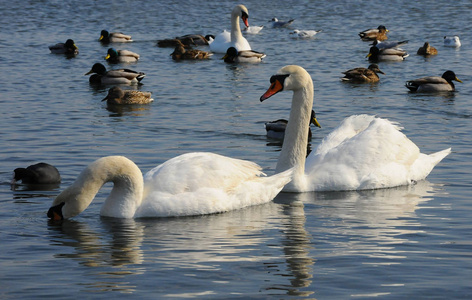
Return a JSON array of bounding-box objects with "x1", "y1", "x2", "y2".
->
[
  {"x1": 209, "y1": 4, "x2": 251, "y2": 53},
  {"x1": 47, "y1": 153, "x2": 292, "y2": 220},
  {"x1": 260, "y1": 65, "x2": 451, "y2": 192}
]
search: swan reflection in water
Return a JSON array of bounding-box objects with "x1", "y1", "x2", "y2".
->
[{"x1": 46, "y1": 180, "x2": 440, "y2": 296}]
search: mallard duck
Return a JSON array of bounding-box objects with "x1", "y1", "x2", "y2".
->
[
  {"x1": 260, "y1": 65, "x2": 450, "y2": 192},
  {"x1": 85, "y1": 63, "x2": 145, "y2": 85},
  {"x1": 170, "y1": 40, "x2": 212, "y2": 60},
  {"x1": 341, "y1": 64, "x2": 385, "y2": 83},
  {"x1": 359, "y1": 25, "x2": 389, "y2": 41},
  {"x1": 99, "y1": 30, "x2": 133, "y2": 43},
  {"x1": 405, "y1": 71, "x2": 462, "y2": 92},
  {"x1": 12, "y1": 163, "x2": 61, "y2": 185},
  {"x1": 417, "y1": 42, "x2": 438, "y2": 56},
  {"x1": 48, "y1": 39, "x2": 79, "y2": 56},
  {"x1": 222, "y1": 47, "x2": 266, "y2": 63},
  {"x1": 210, "y1": 5, "x2": 251, "y2": 53},
  {"x1": 102, "y1": 86, "x2": 153, "y2": 105},
  {"x1": 269, "y1": 17, "x2": 295, "y2": 28},
  {"x1": 366, "y1": 46, "x2": 408, "y2": 61},
  {"x1": 372, "y1": 39, "x2": 408, "y2": 50},
  {"x1": 289, "y1": 29, "x2": 322, "y2": 39},
  {"x1": 444, "y1": 36, "x2": 461, "y2": 47},
  {"x1": 105, "y1": 48, "x2": 140, "y2": 63},
  {"x1": 265, "y1": 110, "x2": 321, "y2": 140},
  {"x1": 157, "y1": 34, "x2": 214, "y2": 47}
]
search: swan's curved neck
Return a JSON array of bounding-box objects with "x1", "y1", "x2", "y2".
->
[
  {"x1": 231, "y1": 12, "x2": 242, "y2": 41},
  {"x1": 52, "y1": 156, "x2": 144, "y2": 218},
  {"x1": 275, "y1": 82, "x2": 314, "y2": 187}
]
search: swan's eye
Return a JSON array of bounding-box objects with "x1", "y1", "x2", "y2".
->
[
  {"x1": 269, "y1": 74, "x2": 290, "y2": 84},
  {"x1": 241, "y1": 11, "x2": 248, "y2": 19}
]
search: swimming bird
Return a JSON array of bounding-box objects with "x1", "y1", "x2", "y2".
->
[
  {"x1": 48, "y1": 39, "x2": 79, "y2": 56},
  {"x1": 289, "y1": 29, "x2": 322, "y2": 39},
  {"x1": 46, "y1": 154, "x2": 292, "y2": 219},
  {"x1": 265, "y1": 110, "x2": 321, "y2": 140},
  {"x1": 101, "y1": 86, "x2": 153, "y2": 105},
  {"x1": 359, "y1": 25, "x2": 389, "y2": 41},
  {"x1": 243, "y1": 25, "x2": 264, "y2": 34},
  {"x1": 85, "y1": 63, "x2": 145, "y2": 85},
  {"x1": 99, "y1": 30, "x2": 133, "y2": 43},
  {"x1": 341, "y1": 64, "x2": 385, "y2": 83},
  {"x1": 170, "y1": 40, "x2": 212, "y2": 60},
  {"x1": 367, "y1": 46, "x2": 409, "y2": 61},
  {"x1": 444, "y1": 36, "x2": 461, "y2": 47},
  {"x1": 209, "y1": 5, "x2": 251, "y2": 53},
  {"x1": 269, "y1": 17, "x2": 295, "y2": 28},
  {"x1": 157, "y1": 34, "x2": 214, "y2": 47},
  {"x1": 417, "y1": 42, "x2": 438, "y2": 56},
  {"x1": 12, "y1": 163, "x2": 61, "y2": 185},
  {"x1": 372, "y1": 39, "x2": 408, "y2": 50},
  {"x1": 222, "y1": 47, "x2": 266, "y2": 63},
  {"x1": 105, "y1": 48, "x2": 140, "y2": 63},
  {"x1": 405, "y1": 71, "x2": 462, "y2": 92},
  {"x1": 260, "y1": 65, "x2": 450, "y2": 192}
]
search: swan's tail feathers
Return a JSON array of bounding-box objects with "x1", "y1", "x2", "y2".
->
[
  {"x1": 431, "y1": 147, "x2": 452, "y2": 165},
  {"x1": 411, "y1": 147, "x2": 451, "y2": 182}
]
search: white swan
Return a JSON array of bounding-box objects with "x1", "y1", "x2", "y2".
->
[
  {"x1": 209, "y1": 5, "x2": 251, "y2": 53},
  {"x1": 47, "y1": 153, "x2": 292, "y2": 220},
  {"x1": 260, "y1": 65, "x2": 451, "y2": 192}
]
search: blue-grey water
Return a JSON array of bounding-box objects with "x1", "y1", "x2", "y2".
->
[{"x1": 1, "y1": 0, "x2": 471, "y2": 298}]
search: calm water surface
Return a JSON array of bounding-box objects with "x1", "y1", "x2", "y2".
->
[{"x1": 1, "y1": 0, "x2": 471, "y2": 298}]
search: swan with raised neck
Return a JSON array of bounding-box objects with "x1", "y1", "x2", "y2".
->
[
  {"x1": 48, "y1": 154, "x2": 292, "y2": 220},
  {"x1": 210, "y1": 4, "x2": 251, "y2": 53},
  {"x1": 261, "y1": 65, "x2": 451, "y2": 192}
]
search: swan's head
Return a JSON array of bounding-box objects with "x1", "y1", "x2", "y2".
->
[
  {"x1": 233, "y1": 4, "x2": 249, "y2": 28},
  {"x1": 260, "y1": 65, "x2": 312, "y2": 101}
]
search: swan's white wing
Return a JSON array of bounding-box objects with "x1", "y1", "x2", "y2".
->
[
  {"x1": 304, "y1": 115, "x2": 449, "y2": 191},
  {"x1": 137, "y1": 152, "x2": 291, "y2": 217},
  {"x1": 209, "y1": 30, "x2": 231, "y2": 53}
]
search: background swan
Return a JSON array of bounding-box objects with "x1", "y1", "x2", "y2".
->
[
  {"x1": 260, "y1": 65, "x2": 451, "y2": 192},
  {"x1": 47, "y1": 154, "x2": 292, "y2": 219},
  {"x1": 210, "y1": 5, "x2": 251, "y2": 53}
]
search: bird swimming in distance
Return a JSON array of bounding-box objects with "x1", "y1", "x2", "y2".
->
[
  {"x1": 367, "y1": 46, "x2": 409, "y2": 61},
  {"x1": 405, "y1": 70, "x2": 462, "y2": 92},
  {"x1": 209, "y1": 4, "x2": 251, "y2": 53},
  {"x1": 170, "y1": 40, "x2": 212, "y2": 60},
  {"x1": 417, "y1": 42, "x2": 438, "y2": 56},
  {"x1": 359, "y1": 25, "x2": 389, "y2": 41},
  {"x1": 85, "y1": 63, "x2": 145, "y2": 85},
  {"x1": 99, "y1": 30, "x2": 133, "y2": 43},
  {"x1": 444, "y1": 36, "x2": 461, "y2": 47},
  {"x1": 105, "y1": 48, "x2": 140, "y2": 63},
  {"x1": 269, "y1": 17, "x2": 295, "y2": 28},
  {"x1": 289, "y1": 29, "x2": 322, "y2": 39},
  {"x1": 101, "y1": 86, "x2": 153, "y2": 105},
  {"x1": 48, "y1": 39, "x2": 78, "y2": 56},
  {"x1": 222, "y1": 47, "x2": 266, "y2": 63},
  {"x1": 341, "y1": 63, "x2": 385, "y2": 83}
]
